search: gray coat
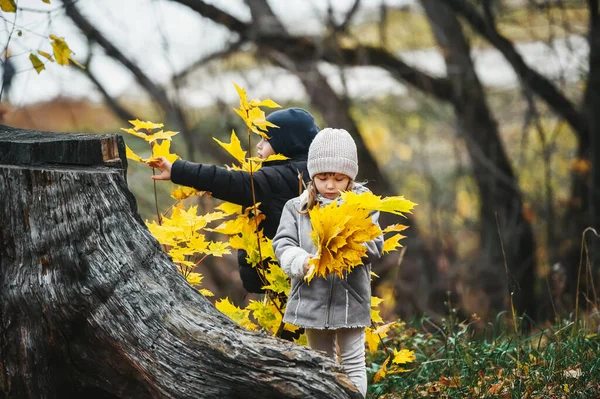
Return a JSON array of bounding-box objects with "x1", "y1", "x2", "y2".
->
[{"x1": 272, "y1": 184, "x2": 384, "y2": 329}]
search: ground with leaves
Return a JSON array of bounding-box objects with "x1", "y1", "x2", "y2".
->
[{"x1": 366, "y1": 315, "x2": 600, "y2": 398}]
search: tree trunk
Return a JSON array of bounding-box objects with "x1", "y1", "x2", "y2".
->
[
  {"x1": 0, "y1": 125, "x2": 361, "y2": 399},
  {"x1": 422, "y1": 0, "x2": 537, "y2": 319}
]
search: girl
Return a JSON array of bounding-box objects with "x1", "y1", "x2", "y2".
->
[{"x1": 272, "y1": 128, "x2": 384, "y2": 398}]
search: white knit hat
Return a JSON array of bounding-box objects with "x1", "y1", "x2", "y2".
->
[{"x1": 307, "y1": 128, "x2": 358, "y2": 180}]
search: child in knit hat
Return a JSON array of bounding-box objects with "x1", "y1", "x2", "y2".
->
[
  {"x1": 148, "y1": 108, "x2": 319, "y2": 297},
  {"x1": 272, "y1": 128, "x2": 384, "y2": 398}
]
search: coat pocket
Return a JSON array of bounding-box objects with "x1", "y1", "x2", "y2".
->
[
  {"x1": 289, "y1": 280, "x2": 303, "y2": 300},
  {"x1": 340, "y1": 280, "x2": 364, "y2": 304}
]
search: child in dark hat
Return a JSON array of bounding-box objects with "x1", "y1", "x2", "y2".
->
[{"x1": 149, "y1": 108, "x2": 319, "y2": 294}]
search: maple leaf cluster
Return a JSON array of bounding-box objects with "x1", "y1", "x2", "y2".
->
[{"x1": 305, "y1": 191, "x2": 417, "y2": 283}]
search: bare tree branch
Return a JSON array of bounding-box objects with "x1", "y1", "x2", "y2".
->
[
  {"x1": 339, "y1": 0, "x2": 361, "y2": 32},
  {"x1": 245, "y1": 0, "x2": 288, "y2": 35},
  {"x1": 173, "y1": 39, "x2": 246, "y2": 84},
  {"x1": 169, "y1": 0, "x2": 454, "y2": 102},
  {"x1": 81, "y1": 50, "x2": 136, "y2": 122},
  {"x1": 63, "y1": 0, "x2": 198, "y2": 158},
  {"x1": 443, "y1": 0, "x2": 589, "y2": 138}
]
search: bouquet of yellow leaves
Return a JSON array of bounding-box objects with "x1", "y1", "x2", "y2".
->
[{"x1": 305, "y1": 191, "x2": 417, "y2": 283}]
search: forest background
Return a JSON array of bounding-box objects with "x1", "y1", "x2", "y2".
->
[{"x1": 1, "y1": 0, "x2": 599, "y2": 339}]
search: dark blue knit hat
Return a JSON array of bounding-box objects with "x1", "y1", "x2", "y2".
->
[{"x1": 265, "y1": 108, "x2": 319, "y2": 160}]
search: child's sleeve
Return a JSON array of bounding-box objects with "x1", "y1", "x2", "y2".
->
[
  {"x1": 272, "y1": 201, "x2": 311, "y2": 279},
  {"x1": 363, "y1": 211, "x2": 384, "y2": 265},
  {"x1": 171, "y1": 160, "x2": 256, "y2": 206}
]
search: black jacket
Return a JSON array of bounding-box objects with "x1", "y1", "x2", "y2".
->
[
  {"x1": 170, "y1": 108, "x2": 319, "y2": 292},
  {"x1": 171, "y1": 159, "x2": 311, "y2": 292}
]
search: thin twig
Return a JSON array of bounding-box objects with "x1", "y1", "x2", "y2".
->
[{"x1": 495, "y1": 212, "x2": 520, "y2": 364}]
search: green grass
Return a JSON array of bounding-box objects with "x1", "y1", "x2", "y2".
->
[{"x1": 367, "y1": 312, "x2": 600, "y2": 398}]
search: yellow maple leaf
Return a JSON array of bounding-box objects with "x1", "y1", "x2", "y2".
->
[
  {"x1": 371, "y1": 308, "x2": 384, "y2": 324},
  {"x1": 294, "y1": 333, "x2": 308, "y2": 346},
  {"x1": 150, "y1": 139, "x2": 179, "y2": 164},
  {"x1": 247, "y1": 154, "x2": 289, "y2": 163},
  {"x1": 215, "y1": 297, "x2": 257, "y2": 331},
  {"x1": 129, "y1": 119, "x2": 163, "y2": 131},
  {"x1": 261, "y1": 263, "x2": 291, "y2": 296},
  {"x1": 146, "y1": 130, "x2": 178, "y2": 143},
  {"x1": 166, "y1": 205, "x2": 207, "y2": 231},
  {"x1": 246, "y1": 107, "x2": 277, "y2": 137},
  {"x1": 186, "y1": 234, "x2": 209, "y2": 253},
  {"x1": 383, "y1": 234, "x2": 405, "y2": 254},
  {"x1": 392, "y1": 348, "x2": 416, "y2": 365},
  {"x1": 0, "y1": 0, "x2": 16, "y2": 13},
  {"x1": 382, "y1": 224, "x2": 409, "y2": 233},
  {"x1": 171, "y1": 186, "x2": 201, "y2": 200},
  {"x1": 125, "y1": 145, "x2": 144, "y2": 163},
  {"x1": 233, "y1": 83, "x2": 250, "y2": 111},
  {"x1": 371, "y1": 296, "x2": 384, "y2": 307},
  {"x1": 207, "y1": 241, "x2": 231, "y2": 257},
  {"x1": 121, "y1": 127, "x2": 149, "y2": 140},
  {"x1": 215, "y1": 202, "x2": 243, "y2": 215},
  {"x1": 49, "y1": 34, "x2": 84, "y2": 68},
  {"x1": 214, "y1": 130, "x2": 246, "y2": 165},
  {"x1": 38, "y1": 50, "x2": 54, "y2": 62},
  {"x1": 232, "y1": 83, "x2": 280, "y2": 137},
  {"x1": 341, "y1": 191, "x2": 417, "y2": 216},
  {"x1": 146, "y1": 220, "x2": 183, "y2": 246},
  {"x1": 247, "y1": 298, "x2": 283, "y2": 335},
  {"x1": 373, "y1": 356, "x2": 390, "y2": 383},
  {"x1": 365, "y1": 327, "x2": 380, "y2": 354},
  {"x1": 29, "y1": 54, "x2": 45, "y2": 74},
  {"x1": 365, "y1": 321, "x2": 397, "y2": 354},
  {"x1": 199, "y1": 288, "x2": 214, "y2": 297},
  {"x1": 186, "y1": 272, "x2": 203, "y2": 286},
  {"x1": 248, "y1": 98, "x2": 281, "y2": 109}
]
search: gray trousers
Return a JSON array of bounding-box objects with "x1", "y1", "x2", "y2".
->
[{"x1": 306, "y1": 327, "x2": 367, "y2": 398}]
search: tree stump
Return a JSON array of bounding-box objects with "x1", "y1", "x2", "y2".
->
[{"x1": 0, "y1": 125, "x2": 360, "y2": 399}]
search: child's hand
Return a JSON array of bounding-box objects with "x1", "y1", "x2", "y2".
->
[
  {"x1": 148, "y1": 156, "x2": 172, "y2": 181},
  {"x1": 303, "y1": 258, "x2": 311, "y2": 275},
  {"x1": 302, "y1": 256, "x2": 316, "y2": 281}
]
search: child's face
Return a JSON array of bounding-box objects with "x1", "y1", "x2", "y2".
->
[
  {"x1": 314, "y1": 173, "x2": 351, "y2": 200},
  {"x1": 256, "y1": 138, "x2": 275, "y2": 159}
]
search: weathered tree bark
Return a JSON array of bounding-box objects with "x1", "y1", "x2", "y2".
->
[{"x1": 0, "y1": 125, "x2": 361, "y2": 399}]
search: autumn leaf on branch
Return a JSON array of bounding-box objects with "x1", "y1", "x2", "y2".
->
[
  {"x1": 232, "y1": 83, "x2": 280, "y2": 138},
  {"x1": 0, "y1": 0, "x2": 17, "y2": 12},
  {"x1": 49, "y1": 34, "x2": 84, "y2": 68},
  {"x1": 215, "y1": 298, "x2": 258, "y2": 331},
  {"x1": 261, "y1": 263, "x2": 291, "y2": 296}
]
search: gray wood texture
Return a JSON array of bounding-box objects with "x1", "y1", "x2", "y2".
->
[{"x1": 0, "y1": 125, "x2": 360, "y2": 399}]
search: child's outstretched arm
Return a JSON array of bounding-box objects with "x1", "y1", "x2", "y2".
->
[
  {"x1": 149, "y1": 157, "x2": 275, "y2": 208},
  {"x1": 272, "y1": 200, "x2": 312, "y2": 279},
  {"x1": 148, "y1": 157, "x2": 172, "y2": 181}
]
